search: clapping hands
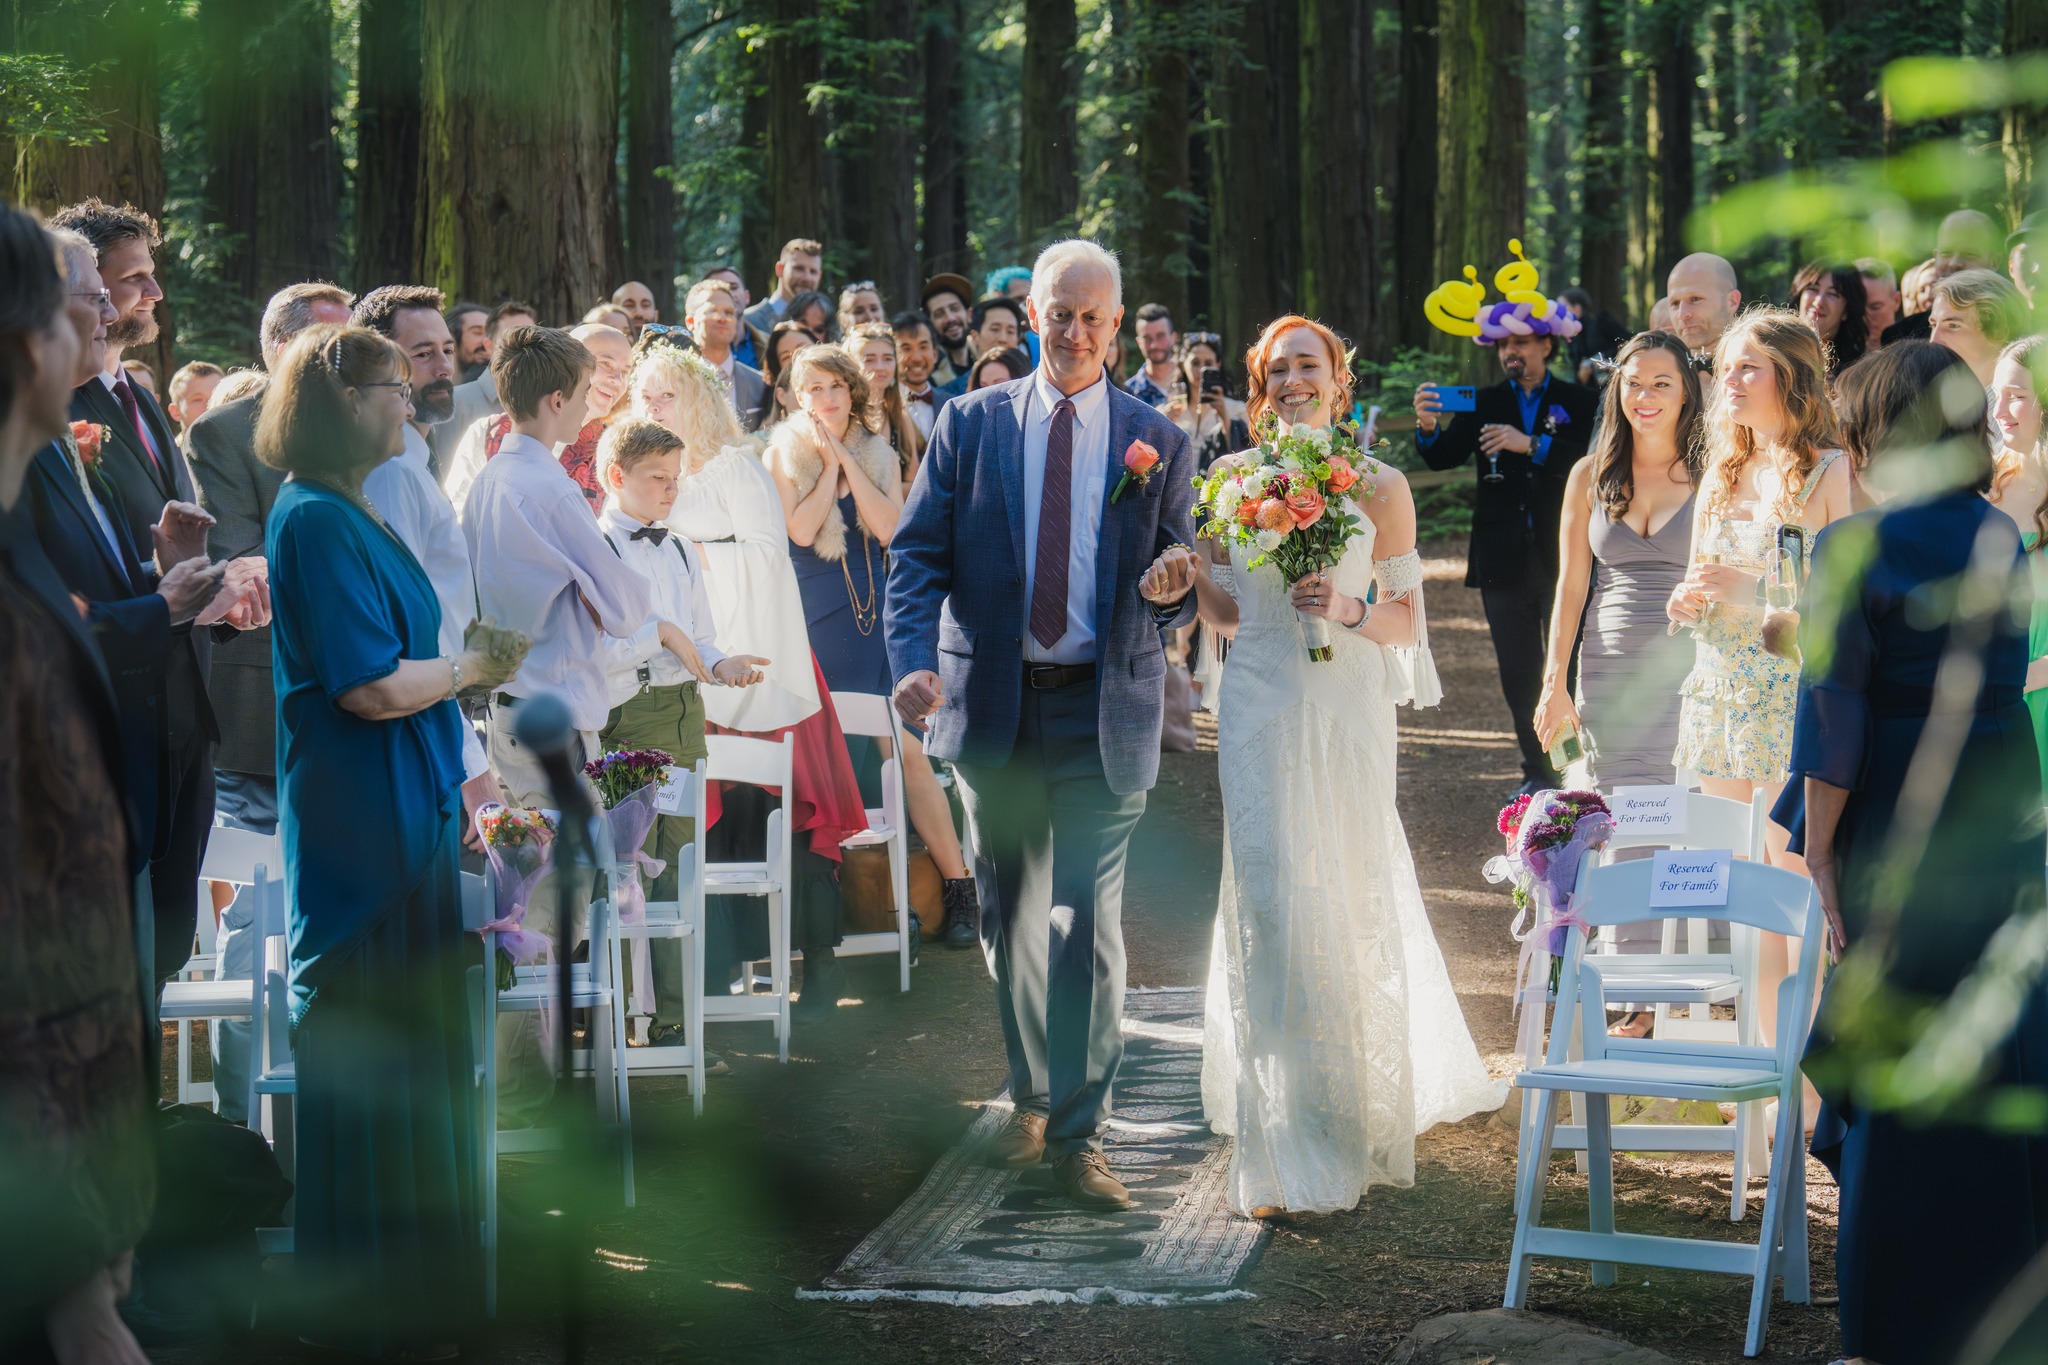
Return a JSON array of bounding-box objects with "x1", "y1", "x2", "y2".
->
[
  {"x1": 152, "y1": 500, "x2": 215, "y2": 572},
  {"x1": 194, "y1": 556, "x2": 271, "y2": 630}
]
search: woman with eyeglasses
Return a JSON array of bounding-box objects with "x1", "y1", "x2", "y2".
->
[{"x1": 1162, "y1": 331, "x2": 1249, "y2": 473}]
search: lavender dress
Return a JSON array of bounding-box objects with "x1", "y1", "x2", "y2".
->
[{"x1": 1580, "y1": 493, "x2": 1694, "y2": 786}]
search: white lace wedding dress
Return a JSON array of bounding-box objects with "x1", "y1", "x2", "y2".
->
[{"x1": 1199, "y1": 516, "x2": 1506, "y2": 1215}]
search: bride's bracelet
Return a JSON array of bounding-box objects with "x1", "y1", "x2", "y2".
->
[{"x1": 1343, "y1": 596, "x2": 1372, "y2": 631}]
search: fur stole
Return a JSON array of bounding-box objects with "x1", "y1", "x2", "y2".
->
[{"x1": 761, "y1": 419, "x2": 899, "y2": 562}]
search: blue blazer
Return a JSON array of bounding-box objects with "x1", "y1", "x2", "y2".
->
[{"x1": 884, "y1": 374, "x2": 1197, "y2": 796}]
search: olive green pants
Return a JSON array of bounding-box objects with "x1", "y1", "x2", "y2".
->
[{"x1": 601, "y1": 682, "x2": 707, "y2": 1023}]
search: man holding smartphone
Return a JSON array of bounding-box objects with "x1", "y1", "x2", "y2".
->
[{"x1": 1413, "y1": 326, "x2": 1597, "y2": 796}]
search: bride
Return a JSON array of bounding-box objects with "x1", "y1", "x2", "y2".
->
[{"x1": 1151, "y1": 315, "x2": 1504, "y2": 1218}]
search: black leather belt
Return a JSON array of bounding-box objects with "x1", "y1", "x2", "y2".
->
[
  {"x1": 1023, "y1": 661, "x2": 1096, "y2": 690},
  {"x1": 493, "y1": 691, "x2": 524, "y2": 707}
]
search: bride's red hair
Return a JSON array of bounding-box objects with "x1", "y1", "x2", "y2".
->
[{"x1": 1244, "y1": 315, "x2": 1355, "y2": 431}]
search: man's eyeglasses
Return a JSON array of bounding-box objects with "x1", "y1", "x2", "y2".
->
[
  {"x1": 362, "y1": 380, "x2": 413, "y2": 402},
  {"x1": 71, "y1": 288, "x2": 113, "y2": 309}
]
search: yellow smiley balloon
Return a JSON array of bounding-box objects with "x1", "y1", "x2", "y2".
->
[{"x1": 1424, "y1": 265, "x2": 1487, "y2": 337}]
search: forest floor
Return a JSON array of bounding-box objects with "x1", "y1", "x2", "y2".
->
[{"x1": 159, "y1": 545, "x2": 1844, "y2": 1365}]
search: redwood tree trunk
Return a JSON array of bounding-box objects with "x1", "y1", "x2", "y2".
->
[
  {"x1": 1577, "y1": 0, "x2": 1627, "y2": 319},
  {"x1": 417, "y1": 0, "x2": 622, "y2": 322},
  {"x1": 763, "y1": 0, "x2": 824, "y2": 255},
  {"x1": 920, "y1": 0, "x2": 969, "y2": 277},
  {"x1": 623, "y1": 0, "x2": 676, "y2": 317},
  {"x1": 2008, "y1": 0, "x2": 2047, "y2": 229},
  {"x1": 1301, "y1": 0, "x2": 1374, "y2": 351},
  {"x1": 1019, "y1": 0, "x2": 1079, "y2": 250},
  {"x1": 1391, "y1": 0, "x2": 1438, "y2": 351},
  {"x1": 867, "y1": 0, "x2": 921, "y2": 316},
  {"x1": 355, "y1": 0, "x2": 422, "y2": 290},
  {"x1": 1435, "y1": 0, "x2": 1526, "y2": 372},
  {"x1": 1647, "y1": 1, "x2": 1694, "y2": 297},
  {"x1": 1210, "y1": 0, "x2": 1299, "y2": 355},
  {"x1": 1129, "y1": 0, "x2": 1191, "y2": 322}
]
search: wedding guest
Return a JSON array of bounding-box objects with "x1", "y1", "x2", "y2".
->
[
  {"x1": 0, "y1": 202, "x2": 154, "y2": 1365},
  {"x1": 1646, "y1": 296, "x2": 1676, "y2": 334},
  {"x1": 966, "y1": 297, "x2": 1026, "y2": 371},
  {"x1": 166, "y1": 359, "x2": 224, "y2": 436},
  {"x1": 353, "y1": 283, "x2": 458, "y2": 438},
  {"x1": 1856, "y1": 258, "x2": 1899, "y2": 351},
  {"x1": 743, "y1": 238, "x2": 824, "y2": 335},
  {"x1": 969, "y1": 346, "x2": 1032, "y2": 390},
  {"x1": 684, "y1": 277, "x2": 767, "y2": 426},
  {"x1": 1792, "y1": 339, "x2": 2046, "y2": 1365},
  {"x1": 837, "y1": 280, "x2": 886, "y2": 338},
  {"x1": 1161, "y1": 329, "x2": 1249, "y2": 472},
  {"x1": 448, "y1": 299, "x2": 490, "y2": 382},
  {"x1": 1898, "y1": 258, "x2": 1936, "y2": 320},
  {"x1": 1127, "y1": 302, "x2": 1177, "y2": 406},
  {"x1": 1988, "y1": 335, "x2": 2048, "y2": 792},
  {"x1": 845, "y1": 320, "x2": 924, "y2": 486},
  {"x1": 1415, "y1": 317, "x2": 1600, "y2": 793},
  {"x1": 611, "y1": 280, "x2": 658, "y2": 340},
  {"x1": 920, "y1": 272, "x2": 976, "y2": 386},
  {"x1": 209, "y1": 367, "x2": 267, "y2": 408},
  {"x1": 1665, "y1": 252, "x2": 1742, "y2": 368},
  {"x1": 445, "y1": 323, "x2": 632, "y2": 513},
  {"x1": 583, "y1": 303, "x2": 630, "y2": 332},
  {"x1": 1791, "y1": 261, "x2": 1868, "y2": 377},
  {"x1": 893, "y1": 311, "x2": 945, "y2": 442},
  {"x1": 704, "y1": 264, "x2": 765, "y2": 370},
  {"x1": 1934, "y1": 207, "x2": 2001, "y2": 275},
  {"x1": 1536, "y1": 331, "x2": 1703, "y2": 787},
  {"x1": 768, "y1": 345, "x2": 979, "y2": 945},
  {"x1": 446, "y1": 299, "x2": 538, "y2": 441},
  {"x1": 987, "y1": 266, "x2": 1040, "y2": 362},
  {"x1": 786, "y1": 289, "x2": 834, "y2": 344},
  {"x1": 260, "y1": 324, "x2": 517, "y2": 1355},
  {"x1": 754, "y1": 318, "x2": 816, "y2": 431},
  {"x1": 1929, "y1": 267, "x2": 2029, "y2": 386}
]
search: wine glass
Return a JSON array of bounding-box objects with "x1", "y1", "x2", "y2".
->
[{"x1": 1483, "y1": 447, "x2": 1505, "y2": 483}]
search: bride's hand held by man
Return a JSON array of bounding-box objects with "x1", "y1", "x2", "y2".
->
[{"x1": 1140, "y1": 545, "x2": 1198, "y2": 604}]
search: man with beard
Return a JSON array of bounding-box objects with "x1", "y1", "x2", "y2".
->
[
  {"x1": 892, "y1": 311, "x2": 947, "y2": 442},
  {"x1": 921, "y1": 273, "x2": 976, "y2": 387},
  {"x1": 610, "y1": 280, "x2": 659, "y2": 340},
  {"x1": 1664, "y1": 252, "x2": 1742, "y2": 370},
  {"x1": 742, "y1": 238, "x2": 823, "y2": 336},
  {"x1": 353, "y1": 285, "x2": 502, "y2": 839},
  {"x1": 449, "y1": 300, "x2": 492, "y2": 382}
]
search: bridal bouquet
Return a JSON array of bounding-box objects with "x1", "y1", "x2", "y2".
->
[{"x1": 1191, "y1": 412, "x2": 1381, "y2": 660}]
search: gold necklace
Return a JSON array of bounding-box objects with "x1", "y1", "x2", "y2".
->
[
  {"x1": 310, "y1": 475, "x2": 391, "y2": 532},
  {"x1": 842, "y1": 527, "x2": 879, "y2": 635}
]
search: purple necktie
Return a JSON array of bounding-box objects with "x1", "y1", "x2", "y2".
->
[
  {"x1": 1030, "y1": 399, "x2": 1075, "y2": 650},
  {"x1": 112, "y1": 376, "x2": 163, "y2": 477}
]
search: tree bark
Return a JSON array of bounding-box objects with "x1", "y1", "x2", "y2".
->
[
  {"x1": 1577, "y1": 0, "x2": 1626, "y2": 319},
  {"x1": 741, "y1": 41, "x2": 773, "y2": 295},
  {"x1": 1646, "y1": 0, "x2": 1694, "y2": 300},
  {"x1": 1128, "y1": 0, "x2": 1192, "y2": 322},
  {"x1": 762, "y1": 0, "x2": 824, "y2": 256},
  {"x1": 920, "y1": 0, "x2": 968, "y2": 278},
  {"x1": 1019, "y1": 0, "x2": 1079, "y2": 250},
  {"x1": 1391, "y1": 0, "x2": 1438, "y2": 351},
  {"x1": 862, "y1": 0, "x2": 921, "y2": 315},
  {"x1": 623, "y1": 0, "x2": 677, "y2": 318},
  {"x1": 355, "y1": 0, "x2": 422, "y2": 291},
  {"x1": 1435, "y1": 0, "x2": 1526, "y2": 368},
  {"x1": 2008, "y1": 0, "x2": 2047, "y2": 230},
  {"x1": 1300, "y1": 0, "x2": 1374, "y2": 352},
  {"x1": 417, "y1": 0, "x2": 622, "y2": 320},
  {"x1": 1210, "y1": 0, "x2": 1299, "y2": 357},
  {"x1": 1814, "y1": 0, "x2": 1962, "y2": 161}
]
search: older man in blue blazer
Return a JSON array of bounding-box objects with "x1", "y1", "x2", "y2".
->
[{"x1": 885, "y1": 240, "x2": 1201, "y2": 1211}]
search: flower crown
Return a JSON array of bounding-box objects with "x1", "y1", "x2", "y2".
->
[
  {"x1": 633, "y1": 339, "x2": 731, "y2": 397},
  {"x1": 1423, "y1": 239, "x2": 1584, "y2": 347}
]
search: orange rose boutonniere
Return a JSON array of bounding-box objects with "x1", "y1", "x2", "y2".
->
[
  {"x1": 70, "y1": 421, "x2": 107, "y2": 466},
  {"x1": 1110, "y1": 438, "x2": 1161, "y2": 504}
]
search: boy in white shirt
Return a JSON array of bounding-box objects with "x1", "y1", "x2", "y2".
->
[{"x1": 596, "y1": 419, "x2": 766, "y2": 1045}]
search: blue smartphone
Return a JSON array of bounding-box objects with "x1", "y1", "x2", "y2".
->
[{"x1": 1435, "y1": 384, "x2": 1477, "y2": 413}]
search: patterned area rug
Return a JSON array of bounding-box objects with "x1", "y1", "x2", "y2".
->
[{"x1": 800, "y1": 987, "x2": 1269, "y2": 1306}]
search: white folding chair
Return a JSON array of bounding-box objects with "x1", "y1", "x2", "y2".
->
[
  {"x1": 618, "y1": 761, "x2": 708, "y2": 1112},
  {"x1": 702, "y1": 733, "x2": 796, "y2": 1061},
  {"x1": 1505, "y1": 858, "x2": 1821, "y2": 1358},
  {"x1": 831, "y1": 691, "x2": 916, "y2": 992},
  {"x1": 160, "y1": 826, "x2": 281, "y2": 1109},
  {"x1": 245, "y1": 873, "x2": 296, "y2": 1163}
]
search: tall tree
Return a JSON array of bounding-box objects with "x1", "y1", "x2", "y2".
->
[
  {"x1": 1813, "y1": 0, "x2": 1963, "y2": 160},
  {"x1": 865, "y1": 0, "x2": 921, "y2": 315},
  {"x1": 1645, "y1": 0, "x2": 1695, "y2": 294},
  {"x1": 1128, "y1": 0, "x2": 1192, "y2": 322},
  {"x1": 1019, "y1": 0, "x2": 1078, "y2": 250},
  {"x1": 1577, "y1": 0, "x2": 1626, "y2": 318},
  {"x1": 2007, "y1": 0, "x2": 2047, "y2": 229},
  {"x1": 1391, "y1": 0, "x2": 1439, "y2": 350},
  {"x1": 1300, "y1": 0, "x2": 1374, "y2": 350},
  {"x1": 355, "y1": 0, "x2": 422, "y2": 290},
  {"x1": 920, "y1": 0, "x2": 969, "y2": 277},
  {"x1": 762, "y1": 0, "x2": 824, "y2": 255},
  {"x1": 1210, "y1": 0, "x2": 1299, "y2": 355},
  {"x1": 417, "y1": 0, "x2": 622, "y2": 321},
  {"x1": 623, "y1": 0, "x2": 676, "y2": 316},
  {"x1": 740, "y1": 50, "x2": 772, "y2": 292},
  {"x1": 1435, "y1": 0, "x2": 1527, "y2": 368}
]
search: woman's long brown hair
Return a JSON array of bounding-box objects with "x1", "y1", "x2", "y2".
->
[{"x1": 1585, "y1": 330, "x2": 1705, "y2": 520}]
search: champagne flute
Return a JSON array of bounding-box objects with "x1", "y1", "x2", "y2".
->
[
  {"x1": 1765, "y1": 544, "x2": 1800, "y2": 611},
  {"x1": 1667, "y1": 550, "x2": 1722, "y2": 637}
]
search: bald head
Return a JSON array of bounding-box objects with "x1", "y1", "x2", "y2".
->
[
  {"x1": 1666, "y1": 253, "x2": 1741, "y2": 354},
  {"x1": 571, "y1": 323, "x2": 633, "y2": 421},
  {"x1": 609, "y1": 280, "x2": 657, "y2": 338},
  {"x1": 1936, "y1": 209, "x2": 1998, "y2": 274}
]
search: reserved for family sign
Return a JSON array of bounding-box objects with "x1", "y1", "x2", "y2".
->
[
  {"x1": 1648, "y1": 849, "x2": 1732, "y2": 907},
  {"x1": 1610, "y1": 785, "x2": 1687, "y2": 835}
]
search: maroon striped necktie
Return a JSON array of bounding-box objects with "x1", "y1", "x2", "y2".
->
[
  {"x1": 1029, "y1": 398, "x2": 1076, "y2": 650},
  {"x1": 112, "y1": 376, "x2": 164, "y2": 477}
]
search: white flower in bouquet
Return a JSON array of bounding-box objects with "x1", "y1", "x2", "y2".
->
[
  {"x1": 1254, "y1": 528, "x2": 1284, "y2": 553},
  {"x1": 1214, "y1": 483, "x2": 1244, "y2": 518},
  {"x1": 1242, "y1": 467, "x2": 1271, "y2": 496},
  {"x1": 1277, "y1": 452, "x2": 1304, "y2": 473}
]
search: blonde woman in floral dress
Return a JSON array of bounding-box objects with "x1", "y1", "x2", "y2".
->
[{"x1": 1666, "y1": 309, "x2": 1854, "y2": 1044}]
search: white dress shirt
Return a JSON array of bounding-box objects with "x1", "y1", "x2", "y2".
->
[
  {"x1": 460, "y1": 433, "x2": 652, "y2": 733},
  {"x1": 1020, "y1": 369, "x2": 1111, "y2": 665},
  {"x1": 363, "y1": 424, "x2": 489, "y2": 779},
  {"x1": 597, "y1": 504, "x2": 726, "y2": 709},
  {"x1": 905, "y1": 382, "x2": 939, "y2": 441}
]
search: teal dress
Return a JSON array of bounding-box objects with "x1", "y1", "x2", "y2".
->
[
  {"x1": 2026, "y1": 533, "x2": 2048, "y2": 795},
  {"x1": 268, "y1": 479, "x2": 477, "y2": 1350}
]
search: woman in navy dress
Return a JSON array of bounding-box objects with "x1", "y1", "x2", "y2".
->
[
  {"x1": 259, "y1": 325, "x2": 524, "y2": 1358},
  {"x1": 1792, "y1": 342, "x2": 2047, "y2": 1365}
]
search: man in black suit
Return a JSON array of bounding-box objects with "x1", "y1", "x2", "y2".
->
[{"x1": 1415, "y1": 327, "x2": 1598, "y2": 795}]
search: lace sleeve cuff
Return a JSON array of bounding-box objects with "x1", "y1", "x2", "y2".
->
[{"x1": 1374, "y1": 549, "x2": 1424, "y2": 600}]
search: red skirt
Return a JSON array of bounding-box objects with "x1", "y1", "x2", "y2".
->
[{"x1": 705, "y1": 653, "x2": 868, "y2": 863}]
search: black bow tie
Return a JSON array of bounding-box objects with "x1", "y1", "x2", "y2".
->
[{"x1": 630, "y1": 526, "x2": 669, "y2": 545}]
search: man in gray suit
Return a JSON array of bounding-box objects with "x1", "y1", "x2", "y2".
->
[
  {"x1": 885, "y1": 240, "x2": 1200, "y2": 1211},
  {"x1": 684, "y1": 278, "x2": 768, "y2": 432},
  {"x1": 442, "y1": 299, "x2": 538, "y2": 462}
]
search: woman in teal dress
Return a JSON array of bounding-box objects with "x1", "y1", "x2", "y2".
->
[
  {"x1": 259, "y1": 325, "x2": 523, "y2": 1358},
  {"x1": 1988, "y1": 334, "x2": 2048, "y2": 792}
]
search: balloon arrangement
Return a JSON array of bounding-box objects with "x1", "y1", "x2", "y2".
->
[{"x1": 1424, "y1": 239, "x2": 1585, "y2": 346}]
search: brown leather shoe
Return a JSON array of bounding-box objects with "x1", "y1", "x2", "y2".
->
[
  {"x1": 1051, "y1": 1150, "x2": 1132, "y2": 1210},
  {"x1": 987, "y1": 1111, "x2": 1046, "y2": 1167}
]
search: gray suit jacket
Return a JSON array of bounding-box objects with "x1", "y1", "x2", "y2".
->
[
  {"x1": 183, "y1": 392, "x2": 278, "y2": 776},
  {"x1": 730, "y1": 360, "x2": 767, "y2": 433},
  {"x1": 442, "y1": 370, "x2": 502, "y2": 475}
]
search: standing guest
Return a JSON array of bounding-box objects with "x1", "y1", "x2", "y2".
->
[
  {"x1": 1415, "y1": 320, "x2": 1599, "y2": 794},
  {"x1": 704, "y1": 264, "x2": 765, "y2": 371},
  {"x1": 786, "y1": 289, "x2": 835, "y2": 344},
  {"x1": 683, "y1": 278, "x2": 767, "y2": 427},
  {"x1": 166, "y1": 359, "x2": 224, "y2": 437},
  {"x1": 836, "y1": 281, "x2": 886, "y2": 338},
  {"x1": 595, "y1": 418, "x2": 766, "y2": 1049},
  {"x1": 754, "y1": 319, "x2": 817, "y2": 431},
  {"x1": 448, "y1": 300, "x2": 491, "y2": 382},
  {"x1": 446, "y1": 299, "x2": 539, "y2": 443},
  {"x1": 892, "y1": 311, "x2": 946, "y2": 443},
  {"x1": 966, "y1": 298, "x2": 1026, "y2": 367},
  {"x1": 352, "y1": 284, "x2": 458, "y2": 446},
  {"x1": 846, "y1": 320, "x2": 924, "y2": 487},
  {"x1": 1934, "y1": 207, "x2": 2001, "y2": 275},
  {"x1": 2011, "y1": 210, "x2": 2046, "y2": 307},
  {"x1": 1559, "y1": 286, "x2": 1632, "y2": 385},
  {"x1": 921, "y1": 272, "x2": 976, "y2": 386},
  {"x1": 209, "y1": 367, "x2": 267, "y2": 408},
  {"x1": 1665, "y1": 252, "x2": 1743, "y2": 369},
  {"x1": 1988, "y1": 335, "x2": 2048, "y2": 793},
  {"x1": 445, "y1": 323, "x2": 632, "y2": 514},
  {"x1": 743, "y1": 238, "x2": 824, "y2": 336},
  {"x1": 1160, "y1": 330, "x2": 1249, "y2": 473},
  {"x1": 260, "y1": 324, "x2": 520, "y2": 1355},
  {"x1": 1645, "y1": 297, "x2": 1676, "y2": 333},
  {"x1": 119, "y1": 358, "x2": 156, "y2": 398},
  {"x1": 611, "y1": 280, "x2": 658, "y2": 340},
  {"x1": 0, "y1": 202, "x2": 154, "y2": 1365},
  {"x1": 1536, "y1": 331, "x2": 1703, "y2": 788},
  {"x1": 1792, "y1": 261, "x2": 1869, "y2": 377},
  {"x1": 1928, "y1": 267, "x2": 2029, "y2": 386},
  {"x1": 1899, "y1": 259, "x2": 1937, "y2": 318},
  {"x1": 583, "y1": 303, "x2": 630, "y2": 332},
  {"x1": 969, "y1": 346, "x2": 1033, "y2": 391},
  {"x1": 1127, "y1": 302, "x2": 1178, "y2": 406},
  {"x1": 1856, "y1": 258, "x2": 1900, "y2": 351},
  {"x1": 986, "y1": 266, "x2": 1040, "y2": 362},
  {"x1": 1791, "y1": 341, "x2": 2046, "y2": 1365},
  {"x1": 768, "y1": 345, "x2": 981, "y2": 944}
]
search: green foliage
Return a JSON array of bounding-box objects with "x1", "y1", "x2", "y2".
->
[{"x1": 0, "y1": 54, "x2": 108, "y2": 149}]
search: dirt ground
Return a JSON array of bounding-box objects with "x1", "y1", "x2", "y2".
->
[{"x1": 160, "y1": 545, "x2": 1844, "y2": 1364}]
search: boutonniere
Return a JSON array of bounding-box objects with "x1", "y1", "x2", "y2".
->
[
  {"x1": 1112, "y1": 438, "x2": 1161, "y2": 503},
  {"x1": 1544, "y1": 404, "x2": 1570, "y2": 434},
  {"x1": 70, "y1": 421, "x2": 107, "y2": 466}
]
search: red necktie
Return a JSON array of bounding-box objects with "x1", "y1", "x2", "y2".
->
[
  {"x1": 112, "y1": 376, "x2": 163, "y2": 477},
  {"x1": 1029, "y1": 399, "x2": 1075, "y2": 650}
]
